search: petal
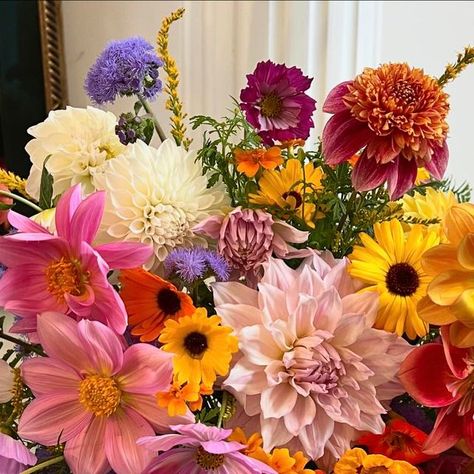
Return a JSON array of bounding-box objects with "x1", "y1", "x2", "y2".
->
[
  {"x1": 7, "y1": 210, "x2": 50, "y2": 234},
  {"x1": 428, "y1": 270, "x2": 474, "y2": 306},
  {"x1": 64, "y1": 416, "x2": 110, "y2": 474},
  {"x1": 425, "y1": 141, "x2": 448, "y2": 180},
  {"x1": 421, "y1": 244, "x2": 461, "y2": 276},
  {"x1": 386, "y1": 156, "x2": 418, "y2": 199},
  {"x1": 214, "y1": 304, "x2": 263, "y2": 333},
  {"x1": 423, "y1": 406, "x2": 462, "y2": 455},
  {"x1": 94, "y1": 242, "x2": 154, "y2": 269},
  {"x1": 444, "y1": 203, "x2": 474, "y2": 246},
  {"x1": 298, "y1": 408, "x2": 335, "y2": 460},
  {"x1": 55, "y1": 184, "x2": 82, "y2": 241},
  {"x1": 260, "y1": 384, "x2": 297, "y2": 418},
  {"x1": 322, "y1": 81, "x2": 352, "y2": 114},
  {"x1": 137, "y1": 434, "x2": 199, "y2": 452},
  {"x1": 212, "y1": 282, "x2": 259, "y2": 307},
  {"x1": 417, "y1": 296, "x2": 457, "y2": 325},
  {"x1": 458, "y1": 234, "x2": 474, "y2": 270},
  {"x1": 449, "y1": 321, "x2": 474, "y2": 348},
  {"x1": 352, "y1": 150, "x2": 390, "y2": 192},
  {"x1": 239, "y1": 325, "x2": 282, "y2": 365},
  {"x1": 18, "y1": 393, "x2": 92, "y2": 445},
  {"x1": 284, "y1": 396, "x2": 316, "y2": 435},
  {"x1": 441, "y1": 325, "x2": 470, "y2": 378},
  {"x1": 70, "y1": 191, "x2": 105, "y2": 248}
]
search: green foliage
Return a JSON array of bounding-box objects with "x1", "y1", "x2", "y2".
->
[{"x1": 39, "y1": 156, "x2": 54, "y2": 210}]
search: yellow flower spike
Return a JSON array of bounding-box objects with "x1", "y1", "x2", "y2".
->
[
  {"x1": 0, "y1": 169, "x2": 31, "y2": 199},
  {"x1": 157, "y1": 8, "x2": 192, "y2": 150},
  {"x1": 438, "y1": 45, "x2": 474, "y2": 86}
]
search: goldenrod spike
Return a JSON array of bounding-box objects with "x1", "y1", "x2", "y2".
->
[
  {"x1": 438, "y1": 45, "x2": 474, "y2": 87},
  {"x1": 0, "y1": 168, "x2": 32, "y2": 199}
]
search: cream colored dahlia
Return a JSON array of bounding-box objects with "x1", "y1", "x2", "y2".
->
[
  {"x1": 95, "y1": 139, "x2": 229, "y2": 272},
  {"x1": 26, "y1": 106, "x2": 125, "y2": 199}
]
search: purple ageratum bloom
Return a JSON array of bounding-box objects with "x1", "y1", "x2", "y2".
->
[
  {"x1": 164, "y1": 248, "x2": 230, "y2": 284},
  {"x1": 240, "y1": 60, "x2": 316, "y2": 145},
  {"x1": 85, "y1": 37, "x2": 163, "y2": 104},
  {"x1": 138, "y1": 423, "x2": 277, "y2": 474},
  {"x1": 0, "y1": 433, "x2": 36, "y2": 474}
]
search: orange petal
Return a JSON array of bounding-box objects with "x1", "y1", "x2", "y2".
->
[
  {"x1": 421, "y1": 244, "x2": 460, "y2": 276},
  {"x1": 457, "y1": 234, "x2": 474, "y2": 270},
  {"x1": 451, "y1": 289, "x2": 474, "y2": 328},
  {"x1": 445, "y1": 203, "x2": 474, "y2": 245},
  {"x1": 428, "y1": 270, "x2": 474, "y2": 306},
  {"x1": 449, "y1": 321, "x2": 474, "y2": 348},
  {"x1": 417, "y1": 296, "x2": 457, "y2": 325}
]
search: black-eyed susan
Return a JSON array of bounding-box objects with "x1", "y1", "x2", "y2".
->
[
  {"x1": 158, "y1": 308, "x2": 238, "y2": 386},
  {"x1": 349, "y1": 219, "x2": 440, "y2": 339},
  {"x1": 249, "y1": 158, "x2": 323, "y2": 227},
  {"x1": 120, "y1": 268, "x2": 195, "y2": 342}
]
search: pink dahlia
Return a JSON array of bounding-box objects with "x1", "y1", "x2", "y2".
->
[
  {"x1": 18, "y1": 312, "x2": 192, "y2": 474},
  {"x1": 0, "y1": 433, "x2": 36, "y2": 474},
  {"x1": 193, "y1": 207, "x2": 310, "y2": 286},
  {"x1": 139, "y1": 423, "x2": 276, "y2": 474},
  {"x1": 240, "y1": 60, "x2": 316, "y2": 145},
  {"x1": 0, "y1": 185, "x2": 152, "y2": 337},
  {"x1": 213, "y1": 254, "x2": 411, "y2": 468},
  {"x1": 322, "y1": 63, "x2": 450, "y2": 199},
  {"x1": 399, "y1": 326, "x2": 474, "y2": 455}
]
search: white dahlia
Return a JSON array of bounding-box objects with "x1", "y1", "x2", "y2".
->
[
  {"x1": 26, "y1": 106, "x2": 125, "y2": 199},
  {"x1": 95, "y1": 139, "x2": 229, "y2": 272}
]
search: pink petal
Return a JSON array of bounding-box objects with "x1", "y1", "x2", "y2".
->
[
  {"x1": 18, "y1": 393, "x2": 92, "y2": 445},
  {"x1": 322, "y1": 81, "x2": 352, "y2": 114},
  {"x1": 70, "y1": 191, "x2": 105, "y2": 249},
  {"x1": 212, "y1": 282, "x2": 259, "y2": 307},
  {"x1": 352, "y1": 150, "x2": 390, "y2": 192},
  {"x1": 322, "y1": 111, "x2": 372, "y2": 165},
  {"x1": 366, "y1": 136, "x2": 399, "y2": 163},
  {"x1": 118, "y1": 344, "x2": 173, "y2": 394},
  {"x1": 65, "y1": 285, "x2": 96, "y2": 317},
  {"x1": 441, "y1": 326, "x2": 470, "y2": 379},
  {"x1": 105, "y1": 408, "x2": 155, "y2": 474},
  {"x1": 298, "y1": 408, "x2": 335, "y2": 459},
  {"x1": 94, "y1": 241, "x2": 154, "y2": 269},
  {"x1": 140, "y1": 448, "x2": 194, "y2": 474},
  {"x1": 283, "y1": 396, "x2": 316, "y2": 436},
  {"x1": 7, "y1": 211, "x2": 50, "y2": 234},
  {"x1": 200, "y1": 440, "x2": 244, "y2": 454},
  {"x1": 423, "y1": 406, "x2": 462, "y2": 455},
  {"x1": 425, "y1": 141, "x2": 449, "y2": 180},
  {"x1": 260, "y1": 384, "x2": 297, "y2": 418},
  {"x1": 91, "y1": 284, "x2": 128, "y2": 334},
  {"x1": 386, "y1": 156, "x2": 418, "y2": 199},
  {"x1": 137, "y1": 434, "x2": 200, "y2": 452},
  {"x1": 192, "y1": 215, "x2": 225, "y2": 239},
  {"x1": 64, "y1": 416, "x2": 110, "y2": 474},
  {"x1": 21, "y1": 358, "x2": 80, "y2": 396},
  {"x1": 0, "y1": 433, "x2": 36, "y2": 468},
  {"x1": 55, "y1": 185, "x2": 82, "y2": 241}
]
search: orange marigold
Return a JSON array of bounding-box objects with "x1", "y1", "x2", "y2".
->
[{"x1": 234, "y1": 147, "x2": 283, "y2": 177}]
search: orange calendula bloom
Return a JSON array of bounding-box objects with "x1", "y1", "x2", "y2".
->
[
  {"x1": 234, "y1": 147, "x2": 283, "y2": 177},
  {"x1": 187, "y1": 383, "x2": 213, "y2": 411},
  {"x1": 156, "y1": 379, "x2": 200, "y2": 416},
  {"x1": 120, "y1": 268, "x2": 195, "y2": 342},
  {"x1": 228, "y1": 428, "x2": 267, "y2": 459}
]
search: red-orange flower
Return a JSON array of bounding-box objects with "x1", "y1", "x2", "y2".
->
[
  {"x1": 357, "y1": 418, "x2": 436, "y2": 465},
  {"x1": 120, "y1": 268, "x2": 195, "y2": 342},
  {"x1": 323, "y1": 63, "x2": 450, "y2": 198},
  {"x1": 234, "y1": 147, "x2": 283, "y2": 177}
]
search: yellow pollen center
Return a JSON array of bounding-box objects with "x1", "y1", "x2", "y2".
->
[
  {"x1": 98, "y1": 143, "x2": 117, "y2": 160},
  {"x1": 195, "y1": 446, "x2": 225, "y2": 470},
  {"x1": 46, "y1": 257, "x2": 89, "y2": 300},
  {"x1": 79, "y1": 375, "x2": 121, "y2": 417},
  {"x1": 261, "y1": 93, "x2": 283, "y2": 118}
]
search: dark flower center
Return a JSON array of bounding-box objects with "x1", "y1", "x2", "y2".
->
[
  {"x1": 195, "y1": 446, "x2": 225, "y2": 469},
  {"x1": 156, "y1": 288, "x2": 181, "y2": 315},
  {"x1": 260, "y1": 93, "x2": 283, "y2": 117},
  {"x1": 282, "y1": 190, "x2": 303, "y2": 209},
  {"x1": 184, "y1": 331, "x2": 208, "y2": 357},
  {"x1": 385, "y1": 263, "x2": 420, "y2": 296},
  {"x1": 392, "y1": 80, "x2": 420, "y2": 106}
]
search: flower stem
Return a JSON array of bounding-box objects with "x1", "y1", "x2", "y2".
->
[
  {"x1": 20, "y1": 455, "x2": 64, "y2": 474},
  {"x1": 0, "y1": 330, "x2": 45, "y2": 356},
  {"x1": 217, "y1": 390, "x2": 229, "y2": 428},
  {"x1": 137, "y1": 95, "x2": 167, "y2": 143},
  {"x1": 0, "y1": 190, "x2": 42, "y2": 213}
]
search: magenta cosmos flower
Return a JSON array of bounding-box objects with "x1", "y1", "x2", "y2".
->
[
  {"x1": 240, "y1": 60, "x2": 316, "y2": 145},
  {"x1": 139, "y1": 423, "x2": 276, "y2": 474},
  {"x1": 213, "y1": 253, "x2": 411, "y2": 469},
  {"x1": 0, "y1": 433, "x2": 36, "y2": 474},
  {"x1": 399, "y1": 326, "x2": 474, "y2": 455},
  {"x1": 18, "y1": 312, "x2": 193, "y2": 474},
  {"x1": 0, "y1": 185, "x2": 152, "y2": 337},
  {"x1": 322, "y1": 63, "x2": 450, "y2": 199}
]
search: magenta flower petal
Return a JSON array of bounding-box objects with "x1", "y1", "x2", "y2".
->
[
  {"x1": 55, "y1": 184, "x2": 82, "y2": 240},
  {"x1": 0, "y1": 433, "x2": 36, "y2": 474},
  {"x1": 7, "y1": 210, "x2": 50, "y2": 234},
  {"x1": 423, "y1": 406, "x2": 462, "y2": 455},
  {"x1": 386, "y1": 155, "x2": 418, "y2": 199},
  {"x1": 425, "y1": 141, "x2": 449, "y2": 180},
  {"x1": 352, "y1": 150, "x2": 390, "y2": 191},
  {"x1": 322, "y1": 80, "x2": 352, "y2": 114},
  {"x1": 94, "y1": 241, "x2": 153, "y2": 269}
]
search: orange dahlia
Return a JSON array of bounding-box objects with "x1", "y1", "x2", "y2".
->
[
  {"x1": 323, "y1": 63, "x2": 450, "y2": 198},
  {"x1": 119, "y1": 268, "x2": 195, "y2": 342},
  {"x1": 234, "y1": 147, "x2": 283, "y2": 177}
]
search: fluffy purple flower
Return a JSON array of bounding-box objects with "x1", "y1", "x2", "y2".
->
[
  {"x1": 0, "y1": 433, "x2": 36, "y2": 474},
  {"x1": 85, "y1": 37, "x2": 163, "y2": 104},
  {"x1": 240, "y1": 60, "x2": 316, "y2": 145},
  {"x1": 138, "y1": 423, "x2": 276, "y2": 474}
]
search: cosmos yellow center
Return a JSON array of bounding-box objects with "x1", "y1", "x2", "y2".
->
[
  {"x1": 79, "y1": 375, "x2": 121, "y2": 417},
  {"x1": 195, "y1": 446, "x2": 225, "y2": 469},
  {"x1": 261, "y1": 93, "x2": 283, "y2": 118},
  {"x1": 46, "y1": 257, "x2": 89, "y2": 300}
]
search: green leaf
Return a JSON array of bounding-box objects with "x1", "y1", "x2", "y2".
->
[
  {"x1": 134, "y1": 101, "x2": 143, "y2": 116},
  {"x1": 142, "y1": 119, "x2": 155, "y2": 144},
  {"x1": 0, "y1": 203, "x2": 13, "y2": 211},
  {"x1": 39, "y1": 155, "x2": 54, "y2": 210},
  {"x1": 207, "y1": 173, "x2": 220, "y2": 188}
]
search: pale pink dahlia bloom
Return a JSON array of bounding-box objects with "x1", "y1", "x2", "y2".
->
[
  {"x1": 0, "y1": 433, "x2": 36, "y2": 474},
  {"x1": 213, "y1": 254, "x2": 412, "y2": 467},
  {"x1": 139, "y1": 423, "x2": 276, "y2": 474},
  {"x1": 18, "y1": 312, "x2": 192, "y2": 474},
  {"x1": 193, "y1": 207, "x2": 310, "y2": 286},
  {"x1": 0, "y1": 184, "x2": 152, "y2": 337}
]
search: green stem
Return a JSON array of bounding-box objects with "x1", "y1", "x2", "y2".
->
[
  {"x1": 0, "y1": 191, "x2": 42, "y2": 213},
  {"x1": 137, "y1": 95, "x2": 167, "y2": 143},
  {"x1": 0, "y1": 331, "x2": 45, "y2": 356},
  {"x1": 21, "y1": 455, "x2": 64, "y2": 474},
  {"x1": 217, "y1": 390, "x2": 229, "y2": 428}
]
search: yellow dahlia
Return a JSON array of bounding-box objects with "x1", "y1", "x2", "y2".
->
[
  {"x1": 349, "y1": 219, "x2": 440, "y2": 339},
  {"x1": 334, "y1": 448, "x2": 418, "y2": 474},
  {"x1": 158, "y1": 308, "x2": 238, "y2": 386},
  {"x1": 249, "y1": 158, "x2": 324, "y2": 227},
  {"x1": 420, "y1": 203, "x2": 474, "y2": 347},
  {"x1": 400, "y1": 188, "x2": 458, "y2": 241}
]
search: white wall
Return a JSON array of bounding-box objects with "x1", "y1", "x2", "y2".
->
[{"x1": 61, "y1": 0, "x2": 474, "y2": 185}]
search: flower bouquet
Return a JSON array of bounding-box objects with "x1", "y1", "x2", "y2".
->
[{"x1": 1, "y1": 7, "x2": 474, "y2": 474}]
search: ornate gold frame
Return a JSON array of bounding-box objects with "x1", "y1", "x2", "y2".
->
[{"x1": 38, "y1": 0, "x2": 68, "y2": 111}]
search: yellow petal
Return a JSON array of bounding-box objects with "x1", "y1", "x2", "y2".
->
[
  {"x1": 449, "y1": 321, "x2": 474, "y2": 348},
  {"x1": 421, "y1": 243, "x2": 460, "y2": 276},
  {"x1": 457, "y1": 234, "x2": 474, "y2": 270},
  {"x1": 445, "y1": 203, "x2": 474, "y2": 245},
  {"x1": 451, "y1": 289, "x2": 474, "y2": 328},
  {"x1": 427, "y1": 270, "x2": 474, "y2": 306},
  {"x1": 417, "y1": 296, "x2": 457, "y2": 325}
]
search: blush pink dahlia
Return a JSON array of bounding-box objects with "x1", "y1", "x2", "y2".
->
[
  {"x1": 18, "y1": 312, "x2": 192, "y2": 474},
  {"x1": 0, "y1": 433, "x2": 36, "y2": 474},
  {"x1": 0, "y1": 185, "x2": 152, "y2": 337},
  {"x1": 322, "y1": 63, "x2": 450, "y2": 199},
  {"x1": 139, "y1": 423, "x2": 276, "y2": 474},
  {"x1": 213, "y1": 254, "x2": 411, "y2": 468},
  {"x1": 193, "y1": 207, "x2": 310, "y2": 286},
  {"x1": 240, "y1": 60, "x2": 316, "y2": 145}
]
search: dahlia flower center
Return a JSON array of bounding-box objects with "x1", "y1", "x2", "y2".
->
[
  {"x1": 97, "y1": 143, "x2": 118, "y2": 160},
  {"x1": 157, "y1": 288, "x2": 181, "y2": 315},
  {"x1": 391, "y1": 80, "x2": 420, "y2": 106},
  {"x1": 195, "y1": 446, "x2": 225, "y2": 469},
  {"x1": 46, "y1": 257, "x2": 89, "y2": 300},
  {"x1": 79, "y1": 375, "x2": 121, "y2": 417},
  {"x1": 282, "y1": 190, "x2": 303, "y2": 209},
  {"x1": 260, "y1": 93, "x2": 283, "y2": 118},
  {"x1": 184, "y1": 331, "x2": 208, "y2": 358},
  {"x1": 385, "y1": 263, "x2": 419, "y2": 296}
]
